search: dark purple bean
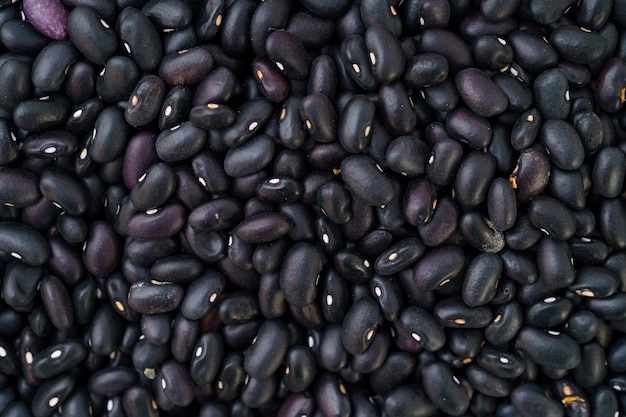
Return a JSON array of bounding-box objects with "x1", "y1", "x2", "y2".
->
[
  {"x1": 130, "y1": 163, "x2": 176, "y2": 211},
  {"x1": 308, "y1": 54, "x2": 338, "y2": 98},
  {"x1": 421, "y1": 360, "x2": 469, "y2": 415},
  {"x1": 23, "y1": 130, "x2": 78, "y2": 159},
  {"x1": 317, "y1": 181, "x2": 351, "y2": 225},
  {"x1": 511, "y1": 148, "x2": 551, "y2": 203},
  {"x1": 592, "y1": 146, "x2": 625, "y2": 198},
  {"x1": 412, "y1": 246, "x2": 464, "y2": 290},
  {"x1": 31, "y1": 374, "x2": 74, "y2": 417},
  {"x1": 82, "y1": 220, "x2": 121, "y2": 278},
  {"x1": 455, "y1": 68, "x2": 508, "y2": 117},
  {"x1": 215, "y1": 353, "x2": 246, "y2": 402},
  {"x1": 31, "y1": 341, "x2": 86, "y2": 380},
  {"x1": 318, "y1": 324, "x2": 348, "y2": 372},
  {"x1": 280, "y1": 242, "x2": 323, "y2": 307},
  {"x1": 224, "y1": 135, "x2": 275, "y2": 178},
  {"x1": 300, "y1": 93, "x2": 338, "y2": 143},
  {"x1": 127, "y1": 203, "x2": 186, "y2": 240},
  {"x1": 219, "y1": 0, "x2": 254, "y2": 57},
  {"x1": 127, "y1": 281, "x2": 184, "y2": 314},
  {"x1": 527, "y1": 196, "x2": 576, "y2": 241},
  {"x1": 374, "y1": 238, "x2": 425, "y2": 277},
  {"x1": 159, "y1": 47, "x2": 214, "y2": 87},
  {"x1": 67, "y1": 7, "x2": 116, "y2": 65},
  {"x1": 190, "y1": 332, "x2": 223, "y2": 387}
]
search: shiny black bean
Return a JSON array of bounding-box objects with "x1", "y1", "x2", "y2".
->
[
  {"x1": 337, "y1": 95, "x2": 374, "y2": 153},
  {"x1": 23, "y1": 130, "x2": 77, "y2": 159},
  {"x1": 39, "y1": 169, "x2": 88, "y2": 216},
  {"x1": 58, "y1": 388, "x2": 91, "y2": 417},
  {"x1": 509, "y1": 148, "x2": 549, "y2": 203},
  {"x1": 316, "y1": 182, "x2": 351, "y2": 225},
  {"x1": 477, "y1": 346, "x2": 525, "y2": 379},
  {"x1": 215, "y1": 353, "x2": 246, "y2": 402},
  {"x1": 0, "y1": 59, "x2": 31, "y2": 113},
  {"x1": 31, "y1": 41, "x2": 79, "y2": 94},
  {"x1": 573, "y1": 342, "x2": 608, "y2": 389},
  {"x1": 170, "y1": 313, "x2": 199, "y2": 362},
  {"x1": 13, "y1": 95, "x2": 71, "y2": 133},
  {"x1": 538, "y1": 120, "x2": 585, "y2": 171},
  {"x1": 569, "y1": 266, "x2": 618, "y2": 299},
  {"x1": 190, "y1": 332, "x2": 223, "y2": 387},
  {"x1": 599, "y1": 198, "x2": 626, "y2": 250},
  {"x1": 385, "y1": 135, "x2": 430, "y2": 178},
  {"x1": 364, "y1": 24, "x2": 404, "y2": 84},
  {"x1": 421, "y1": 360, "x2": 469, "y2": 415},
  {"x1": 460, "y1": 212, "x2": 505, "y2": 253},
  {"x1": 38, "y1": 275, "x2": 73, "y2": 331},
  {"x1": 424, "y1": 138, "x2": 462, "y2": 187},
  {"x1": 31, "y1": 374, "x2": 74, "y2": 417},
  {"x1": 534, "y1": 69, "x2": 571, "y2": 121},
  {"x1": 179, "y1": 271, "x2": 224, "y2": 321},
  {"x1": 244, "y1": 319, "x2": 289, "y2": 378},
  {"x1": 587, "y1": 292, "x2": 626, "y2": 320},
  {"x1": 446, "y1": 107, "x2": 492, "y2": 149},
  {"x1": 87, "y1": 366, "x2": 137, "y2": 397},
  {"x1": 140, "y1": 313, "x2": 172, "y2": 346},
  {"x1": 455, "y1": 68, "x2": 508, "y2": 117},
  {"x1": 341, "y1": 34, "x2": 378, "y2": 91},
  {"x1": 122, "y1": 386, "x2": 158, "y2": 417},
  {"x1": 250, "y1": 57, "x2": 289, "y2": 103},
  {"x1": 373, "y1": 240, "x2": 423, "y2": 280},
  {"x1": 527, "y1": 196, "x2": 576, "y2": 241},
  {"x1": 403, "y1": 52, "x2": 448, "y2": 89},
  {"x1": 515, "y1": 326, "x2": 581, "y2": 369},
  {"x1": 234, "y1": 212, "x2": 293, "y2": 244},
  {"x1": 150, "y1": 254, "x2": 203, "y2": 283},
  {"x1": 159, "y1": 359, "x2": 195, "y2": 407},
  {"x1": 0, "y1": 168, "x2": 39, "y2": 209},
  {"x1": 141, "y1": 0, "x2": 191, "y2": 30},
  {"x1": 550, "y1": 25, "x2": 606, "y2": 65},
  {"x1": 454, "y1": 152, "x2": 496, "y2": 207},
  {"x1": 223, "y1": 135, "x2": 275, "y2": 178},
  {"x1": 314, "y1": 372, "x2": 351, "y2": 417},
  {"x1": 397, "y1": 306, "x2": 445, "y2": 352},
  {"x1": 412, "y1": 246, "x2": 464, "y2": 290},
  {"x1": 379, "y1": 81, "x2": 417, "y2": 135},
  {"x1": 299, "y1": 93, "x2": 337, "y2": 143},
  {"x1": 127, "y1": 280, "x2": 184, "y2": 315},
  {"x1": 307, "y1": 54, "x2": 338, "y2": 99},
  {"x1": 0, "y1": 20, "x2": 50, "y2": 56},
  {"x1": 434, "y1": 296, "x2": 493, "y2": 328},
  {"x1": 591, "y1": 146, "x2": 625, "y2": 198},
  {"x1": 279, "y1": 242, "x2": 323, "y2": 307},
  {"x1": 222, "y1": 98, "x2": 273, "y2": 148},
  {"x1": 462, "y1": 252, "x2": 501, "y2": 307},
  {"x1": 525, "y1": 296, "x2": 572, "y2": 328},
  {"x1": 341, "y1": 155, "x2": 394, "y2": 206},
  {"x1": 67, "y1": 7, "x2": 116, "y2": 65},
  {"x1": 507, "y1": 30, "x2": 558, "y2": 73},
  {"x1": 341, "y1": 297, "x2": 380, "y2": 355},
  {"x1": 281, "y1": 345, "x2": 316, "y2": 393},
  {"x1": 487, "y1": 177, "x2": 517, "y2": 232},
  {"x1": 510, "y1": 383, "x2": 565, "y2": 417},
  {"x1": 116, "y1": 8, "x2": 162, "y2": 72},
  {"x1": 494, "y1": 73, "x2": 533, "y2": 113}
]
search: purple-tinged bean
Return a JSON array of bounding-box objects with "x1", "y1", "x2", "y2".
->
[
  {"x1": 39, "y1": 275, "x2": 73, "y2": 331},
  {"x1": 31, "y1": 373, "x2": 74, "y2": 417},
  {"x1": 0, "y1": 222, "x2": 49, "y2": 266},
  {"x1": 126, "y1": 203, "x2": 186, "y2": 240},
  {"x1": 455, "y1": 68, "x2": 508, "y2": 117},
  {"x1": 82, "y1": 220, "x2": 121, "y2": 278},
  {"x1": 510, "y1": 148, "x2": 551, "y2": 203}
]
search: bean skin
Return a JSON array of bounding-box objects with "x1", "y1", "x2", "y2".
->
[
  {"x1": 0, "y1": 222, "x2": 50, "y2": 266},
  {"x1": 341, "y1": 155, "x2": 394, "y2": 206},
  {"x1": 31, "y1": 374, "x2": 74, "y2": 417},
  {"x1": 455, "y1": 68, "x2": 508, "y2": 117},
  {"x1": 127, "y1": 281, "x2": 184, "y2": 315},
  {"x1": 341, "y1": 297, "x2": 380, "y2": 355},
  {"x1": 421, "y1": 360, "x2": 469, "y2": 415}
]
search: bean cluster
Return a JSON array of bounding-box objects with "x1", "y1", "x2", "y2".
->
[{"x1": 0, "y1": 0, "x2": 625, "y2": 416}]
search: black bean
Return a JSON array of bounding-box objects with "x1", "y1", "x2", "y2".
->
[
  {"x1": 527, "y1": 196, "x2": 577, "y2": 241},
  {"x1": 573, "y1": 342, "x2": 608, "y2": 389},
  {"x1": 215, "y1": 353, "x2": 246, "y2": 402},
  {"x1": 14, "y1": 95, "x2": 71, "y2": 133},
  {"x1": 159, "y1": 359, "x2": 195, "y2": 407},
  {"x1": 314, "y1": 372, "x2": 351, "y2": 417},
  {"x1": 0, "y1": 20, "x2": 50, "y2": 56},
  {"x1": 374, "y1": 238, "x2": 425, "y2": 277},
  {"x1": 341, "y1": 155, "x2": 394, "y2": 206},
  {"x1": 340, "y1": 297, "x2": 380, "y2": 355},
  {"x1": 454, "y1": 152, "x2": 496, "y2": 207},
  {"x1": 446, "y1": 107, "x2": 492, "y2": 149},
  {"x1": 127, "y1": 281, "x2": 184, "y2": 315},
  {"x1": 190, "y1": 332, "x2": 224, "y2": 387},
  {"x1": 460, "y1": 212, "x2": 505, "y2": 253},
  {"x1": 122, "y1": 386, "x2": 158, "y2": 417},
  {"x1": 510, "y1": 383, "x2": 565, "y2": 417},
  {"x1": 363, "y1": 24, "x2": 404, "y2": 84},
  {"x1": 455, "y1": 68, "x2": 508, "y2": 117},
  {"x1": 487, "y1": 177, "x2": 517, "y2": 232},
  {"x1": 66, "y1": 7, "x2": 116, "y2": 66},
  {"x1": 515, "y1": 326, "x2": 581, "y2": 370},
  {"x1": 412, "y1": 246, "x2": 464, "y2": 290},
  {"x1": 31, "y1": 374, "x2": 74, "y2": 417},
  {"x1": 421, "y1": 360, "x2": 469, "y2": 415},
  {"x1": 170, "y1": 313, "x2": 199, "y2": 362},
  {"x1": 279, "y1": 242, "x2": 323, "y2": 307},
  {"x1": 534, "y1": 69, "x2": 571, "y2": 121}
]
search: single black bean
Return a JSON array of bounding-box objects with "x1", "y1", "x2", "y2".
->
[
  {"x1": 528, "y1": 196, "x2": 577, "y2": 241},
  {"x1": 446, "y1": 107, "x2": 492, "y2": 149},
  {"x1": 122, "y1": 386, "x2": 158, "y2": 417},
  {"x1": 510, "y1": 148, "x2": 551, "y2": 203},
  {"x1": 364, "y1": 24, "x2": 404, "y2": 84},
  {"x1": 412, "y1": 246, "x2": 464, "y2": 290},
  {"x1": 87, "y1": 366, "x2": 137, "y2": 397},
  {"x1": 454, "y1": 151, "x2": 496, "y2": 207},
  {"x1": 379, "y1": 81, "x2": 417, "y2": 135},
  {"x1": 455, "y1": 68, "x2": 508, "y2": 117},
  {"x1": 550, "y1": 25, "x2": 606, "y2": 65},
  {"x1": 404, "y1": 52, "x2": 448, "y2": 89},
  {"x1": 180, "y1": 271, "x2": 224, "y2": 321},
  {"x1": 534, "y1": 68, "x2": 571, "y2": 121},
  {"x1": 384, "y1": 384, "x2": 437, "y2": 417},
  {"x1": 592, "y1": 146, "x2": 625, "y2": 198},
  {"x1": 510, "y1": 383, "x2": 565, "y2": 417},
  {"x1": 573, "y1": 342, "x2": 608, "y2": 388},
  {"x1": 170, "y1": 314, "x2": 199, "y2": 363},
  {"x1": 341, "y1": 155, "x2": 394, "y2": 206},
  {"x1": 460, "y1": 212, "x2": 505, "y2": 253},
  {"x1": 308, "y1": 54, "x2": 338, "y2": 98},
  {"x1": 190, "y1": 332, "x2": 224, "y2": 387},
  {"x1": 13, "y1": 95, "x2": 71, "y2": 133},
  {"x1": 159, "y1": 360, "x2": 195, "y2": 407},
  {"x1": 279, "y1": 242, "x2": 323, "y2": 307},
  {"x1": 222, "y1": 98, "x2": 274, "y2": 148},
  {"x1": 127, "y1": 280, "x2": 184, "y2": 315},
  {"x1": 150, "y1": 254, "x2": 203, "y2": 284},
  {"x1": 341, "y1": 297, "x2": 380, "y2": 355},
  {"x1": 385, "y1": 135, "x2": 430, "y2": 178},
  {"x1": 421, "y1": 360, "x2": 469, "y2": 415},
  {"x1": 341, "y1": 35, "x2": 378, "y2": 91},
  {"x1": 265, "y1": 29, "x2": 312, "y2": 78},
  {"x1": 244, "y1": 319, "x2": 289, "y2": 379},
  {"x1": 487, "y1": 177, "x2": 517, "y2": 231},
  {"x1": 31, "y1": 374, "x2": 74, "y2": 417},
  {"x1": 398, "y1": 306, "x2": 445, "y2": 352},
  {"x1": 434, "y1": 297, "x2": 493, "y2": 328},
  {"x1": 67, "y1": 7, "x2": 116, "y2": 65},
  {"x1": 338, "y1": 95, "x2": 375, "y2": 154},
  {"x1": 314, "y1": 372, "x2": 351, "y2": 417},
  {"x1": 215, "y1": 353, "x2": 246, "y2": 402},
  {"x1": 515, "y1": 327, "x2": 581, "y2": 369},
  {"x1": 462, "y1": 252, "x2": 502, "y2": 307},
  {"x1": 0, "y1": 20, "x2": 50, "y2": 56},
  {"x1": 31, "y1": 340, "x2": 86, "y2": 380},
  {"x1": 0, "y1": 168, "x2": 40, "y2": 209},
  {"x1": 539, "y1": 120, "x2": 585, "y2": 171}
]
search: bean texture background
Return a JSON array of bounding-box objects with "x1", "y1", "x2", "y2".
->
[{"x1": 0, "y1": 0, "x2": 625, "y2": 416}]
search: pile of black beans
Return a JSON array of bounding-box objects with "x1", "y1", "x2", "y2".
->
[{"x1": 1, "y1": 0, "x2": 626, "y2": 415}]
